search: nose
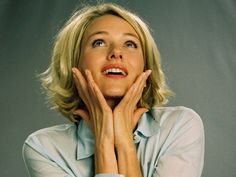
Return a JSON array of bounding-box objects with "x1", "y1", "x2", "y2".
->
[{"x1": 108, "y1": 46, "x2": 123, "y2": 60}]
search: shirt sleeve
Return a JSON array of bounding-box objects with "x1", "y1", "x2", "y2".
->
[
  {"x1": 22, "y1": 143, "x2": 73, "y2": 177},
  {"x1": 153, "y1": 109, "x2": 205, "y2": 177}
]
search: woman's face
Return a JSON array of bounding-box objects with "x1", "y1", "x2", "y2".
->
[{"x1": 79, "y1": 15, "x2": 144, "y2": 99}]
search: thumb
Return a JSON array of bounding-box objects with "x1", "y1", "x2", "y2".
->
[
  {"x1": 73, "y1": 109, "x2": 94, "y2": 132},
  {"x1": 73, "y1": 109, "x2": 90, "y2": 123},
  {"x1": 133, "y1": 108, "x2": 148, "y2": 129}
]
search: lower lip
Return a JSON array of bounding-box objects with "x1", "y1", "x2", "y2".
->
[{"x1": 103, "y1": 74, "x2": 127, "y2": 79}]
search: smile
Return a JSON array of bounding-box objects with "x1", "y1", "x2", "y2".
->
[
  {"x1": 102, "y1": 64, "x2": 128, "y2": 77},
  {"x1": 103, "y1": 68, "x2": 127, "y2": 76}
]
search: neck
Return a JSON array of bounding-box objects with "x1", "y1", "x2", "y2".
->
[{"x1": 106, "y1": 97, "x2": 122, "y2": 110}]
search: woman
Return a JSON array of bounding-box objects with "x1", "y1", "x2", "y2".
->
[{"x1": 23, "y1": 3, "x2": 204, "y2": 177}]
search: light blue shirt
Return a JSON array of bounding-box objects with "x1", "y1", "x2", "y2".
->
[{"x1": 23, "y1": 106, "x2": 204, "y2": 177}]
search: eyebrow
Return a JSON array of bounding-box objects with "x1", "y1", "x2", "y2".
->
[
  {"x1": 124, "y1": 32, "x2": 140, "y2": 40},
  {"x1": 87, "y1": 31, "x2": 140, "y2": 40},
  {"x1": 87, "y1": 31, "x2": 108, "y2": 40}
]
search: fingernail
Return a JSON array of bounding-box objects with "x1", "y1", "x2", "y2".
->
[
  {"x1": 142, "y1": 72, "x2": 146, "y2": 78},
  {"x1": 146, "y1": 70, "x2": 152, "y2": 76},
  {"x1": 72, "y1": 68, "x2": 76, "y2": 74}
]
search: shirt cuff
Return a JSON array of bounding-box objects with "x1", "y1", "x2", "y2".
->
[{"x1": 95, "y1": 174, "x2": 124, "y2": 177}]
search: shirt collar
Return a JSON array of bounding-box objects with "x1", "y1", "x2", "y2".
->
[
  {"x1": 76, "y1": 109, "x2": 160, "y2": 160},
  {"x1": 76, "y1": 120, "x2": 95, "y2": 160},
  {"x1": 135, "y1": 110, "x2": 160, "y2": 137}
]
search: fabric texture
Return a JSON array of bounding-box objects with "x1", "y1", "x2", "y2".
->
[{"x1": 22, "y1": 106, "x2": 204, "y2": 177}]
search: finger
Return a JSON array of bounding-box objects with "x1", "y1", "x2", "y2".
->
[
  {"x1": 118, "y1": 73, "x2": 144, "y2": 107},
  {"x1": 132, "y1": 70, "x2": 152, "y2": 103},
  {"x1": 143, "y1": 70, "x2": 152, "y2": 86},
  {"x1": 72, "y1": 68, "x2": 87, "y2": 93},
  {"x1": 135, "y1": 70, "x2": 152, "y2": 93},
  {"x1": 85, "y1": 70, "x2": 109, "y2": 109},
  {"x1": 119, "y1": 70, "x2": 151, "y2": 108},
  {"x1": 72, "y1": 68, "x2": 86, "y2": 87},
  {"x1": 72, "y1": 69, "x2": 98, "y2": 114},
  {"x1": 72, "y1": 68, "x2": 91, "y2": 105}
]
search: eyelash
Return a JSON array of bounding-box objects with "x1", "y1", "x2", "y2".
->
[
  {"x1": 91, "y1": 39, "x2": 138, "y2": 48},
  {"x1": 125, "y1": 40, "x2": 138, "y2": 48},
  {"x1": 92, "y1": 39, "x2": 105, "y2": 47}
]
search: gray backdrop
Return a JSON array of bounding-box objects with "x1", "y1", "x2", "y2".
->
[{"x1": 0, "y1": 0, "x2": 235, "y2": 177}]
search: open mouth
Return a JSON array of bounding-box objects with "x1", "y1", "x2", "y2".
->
[
  {"x1": 102, "y1": 64, "x2": 128, "y2": 77},
  {"x1": 103, "y1": 68, "x2": 127, "y2": 76}
]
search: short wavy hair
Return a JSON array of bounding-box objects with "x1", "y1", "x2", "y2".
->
[{"x1": 40, "y1": 3, "x2": 173, "y2": 122}]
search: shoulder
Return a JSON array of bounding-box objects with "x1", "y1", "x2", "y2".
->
[
  {"x1": 146, "y1": 107, "x2": 205, "y2": 176},
  {"x1": 151, "y1": 106, "x2": 203, "y2": 126},
  {"x1": 150, "y1": 106, "x2": 204, "y2": 138},
  {"x1": 22, "y1": 124, "x2": 80, "y2": 174},
  {"x1": 25, "y1": 124, "x2": 77, "y2": 140},
  {"x1": 24, "y1": 123, "x2": 77, "y2": 150}
]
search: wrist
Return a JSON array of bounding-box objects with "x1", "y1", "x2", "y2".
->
[
  {"x1": 115, "y1": 141, "x2": 141, "y2": 177},
  {"x1": 95, "y1": 139, "x2": 114, "y2": 150},
  {"x1": 115, "y1": 139, "x2": 136, "y2": 153},
  {"x1": 95, "y1": 144, "x2": 118, "y2": 174},
  {"x1": 115, "y1": 132, "x2": 134, "y2": 148}
]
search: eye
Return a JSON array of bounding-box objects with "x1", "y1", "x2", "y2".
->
[
  {"x1": 92, "y1": 39, "x2": 105, "y2": 47},
  {"x1": 125, "y1": 40, "x2": 137, "y2": 48}
]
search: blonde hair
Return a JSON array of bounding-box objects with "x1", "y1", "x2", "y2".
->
[{"x1": 40, "y1": 3, "x2": 173, "y2": 122}]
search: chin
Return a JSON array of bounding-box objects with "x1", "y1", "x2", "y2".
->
[{"x1": 102, "y1": 89, "x2": 126, "y2": 98}]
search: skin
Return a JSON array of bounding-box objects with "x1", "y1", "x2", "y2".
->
[{"x1": 72, "y1": 15, "x2": 151, "y2": 177}]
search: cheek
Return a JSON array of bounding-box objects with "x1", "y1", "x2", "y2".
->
[
  {"x1": 79, "y1": 48, "x2": 107, "y2": 70},
  {"x1": 129, "y1": 54, "x2": 145, "y2": 72},
  {"x1": 79, "y1": 53, "x2": 98, "y2": 70}
]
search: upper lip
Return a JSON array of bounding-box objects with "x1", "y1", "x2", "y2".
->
[{"x1": 101, "y1": 64, "x2": 128, "y2": 76}]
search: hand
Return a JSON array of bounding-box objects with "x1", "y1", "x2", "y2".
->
[
  {"x1": 72, "y1": 68, "x2": 118, "y2": 174},
  {"x1": 113, "y1": 70, "x2": 152, "y2": 149},
  {"x1": 72, "y1": 68, "x2": 114, "y2": 145}
]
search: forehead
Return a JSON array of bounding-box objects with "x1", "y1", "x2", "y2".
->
[{"x1": 83, "y1": 14, "x2": 139, "y2": 39}]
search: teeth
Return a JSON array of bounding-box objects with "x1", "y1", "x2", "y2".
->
[{"x1": 103, "y1": 68, "x2": 127, "y2": 76}]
